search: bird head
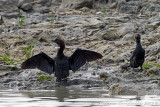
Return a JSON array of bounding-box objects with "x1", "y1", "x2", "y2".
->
[
  {"x1": 135, "y1": 34, "x2": 141, "y2": 40},
  {"x1": 52, "y1": 38, "x2": 65, "y2": 47}
]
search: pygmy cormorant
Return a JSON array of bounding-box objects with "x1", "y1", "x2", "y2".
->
[
  {"x1": 21, "y1": 39, "x2": 102, "y2": 82},
  {"x1": 130, "y1": 34, "x2": 145, "y2": 72}
]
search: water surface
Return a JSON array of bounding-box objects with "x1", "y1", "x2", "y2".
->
[{"x1": 0, "y1": 87, "x2": 160, "y2": 107}]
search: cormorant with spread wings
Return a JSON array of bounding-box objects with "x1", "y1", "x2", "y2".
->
[{"x1": 21, "y1": 39, "x2": 102, "y2": 82}]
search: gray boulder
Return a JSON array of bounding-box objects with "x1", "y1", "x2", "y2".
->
[
  {"x1": 117, "y1": 0, "x2": 141, "y2": 14},
  {"x1": 0, "y1": 0, "x2": 18, "y2": 12},
  {"x1": 18, "y1": 0, "x2": 52, "y2": 12},
  {"x1": 141, "y1": 2, "x2": 160, "y2": 16},
  {"x1": 60, "y1": 0, "x2": 93, "y2": 9},
  {"x1": 0, "y1": 0, "x2": 19, "y2": 19},
  {"x1": 93, "y1": 0, "x2": 118, "y2": 9},
  {"x1": 60, "y1": 0, "x2": 119, "y2": 10}
]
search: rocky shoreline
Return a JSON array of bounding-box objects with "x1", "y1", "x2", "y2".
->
[{"x1": 0, "y1": 0, "x2": 160, "y2": 95}]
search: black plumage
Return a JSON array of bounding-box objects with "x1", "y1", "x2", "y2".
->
[
  {"x1": 130, "y1": 34, "x2": 145, "y2": 72},
  {"x1": 21, "y1": 39, "x2": 102, "y2": 82}
]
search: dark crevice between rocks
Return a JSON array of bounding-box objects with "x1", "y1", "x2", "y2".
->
[
  {"x1": 126, "y1": 0, "x2": 130, "y2": 2},
  {"x1": 74, "y1": 1, "x2": 93, "y2": 10}
]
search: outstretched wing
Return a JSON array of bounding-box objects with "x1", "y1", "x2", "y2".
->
[
  {"x1": 69, "y1": 49, "x2": 102, "y2": 72},
  {"x1": 21, "y1": 52, "x2": 54, "y2": 75}
]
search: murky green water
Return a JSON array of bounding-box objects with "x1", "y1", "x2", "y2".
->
[{"x1": 0, "y1": 87, "x2": 160, "y2": 107}]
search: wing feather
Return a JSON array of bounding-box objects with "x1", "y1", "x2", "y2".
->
[
  {"x1": 69, "y1": 49, "x2": 102, "y2": 72},
  {"x1": 21, "y1": 52, "x2": 54, "y2": 75}
]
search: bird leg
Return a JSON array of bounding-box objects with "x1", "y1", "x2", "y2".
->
[
  {"x1": 138, "y1": 66, "x2": 143, "y2": 72},
  {"x1": 62, "y1": 78, "x2": 67, "y2": 82},
  {"x1": 131, "y1": 63, "x2": 136, "y2": 72},
  {"x1": 60, "y1": 78, "x2": 68, "y2": 85},
  {"x1": 132, "y1": 68, "x2": 136, "y2": 72},
  {"x1": 56, "y1": 78, "x2": 61, "y2": 82},
  {"x1": 56, "y1": 78, "x2": 67, "y2": 84}
]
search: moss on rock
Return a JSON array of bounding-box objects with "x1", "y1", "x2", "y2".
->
[{"x1": 37, "y1": 75, "x2": 53, "y2": 81}]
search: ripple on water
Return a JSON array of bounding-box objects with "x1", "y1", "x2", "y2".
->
[{"x1": 0, "y1": 88, "x2": 160, "y2": 107}]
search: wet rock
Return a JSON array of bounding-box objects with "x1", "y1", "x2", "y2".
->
[
  {"x1": 122, "y1": 73, "x2": 137, "y2": 80},
  {"x1": 146, "y1": 42, "x2": 160, "y2": 56},
  {"x1": 18, "y1": 0, "x2": 52, "y2": 12},
  {"x1": 107, "y1": 0, "x2": 118, "y2": 9},
  {"x1": 0, "y1": 0, "x2": 18, "y2": 12},
  {"x1": 60, "y1": 0, "x2": 93, "y2": 9},
  {"x1": 109, "y1": 84, "x2": 138, "y2": 95},
  {"x1": 19, "y1": 3, "x2": 33, "y2": 12},
  {"x1": 145, "y1": 33, "x2": 160, "y2": 46},
  {"x1": 9, "y1": 81, "x2": 21, "y2": 88},
  {"x1": 80, "y1": 7, "x2": 91, "y2": 12},
  {"x1": 34, "y1": 0, "x2": 52, "y2": 7},
  {"x1": 81, "y1": 66, "x2": 88, "y2": 71},
  {"x1": 146, "y1": 21, "x2": 160, "y2": 31},
  {"x1": 0, "y1": 66, "x2": 104, "y2": 89},
  {"x1": 140, "y1": 1, "x2": 160, "y2": 16},
  {"x1": 119, "y1": 64, "x2": 130, "y2": 72},
  {"x1": 50, "y1": 0, "x2": 62, "y2": 9},
  {"x1": 1, "y1": 78, "x2": 15, "y2": 83},
  {"x1": 105, "y1": 77, "x2": 120, "y2": 85},
  {"x1": 101, "y1": 27, "x2": 121, "y2": 40},
  {"x1": 92, "y1": 0, "x2": 108, "y2": 9},
  {"x1": 2, "y1": 17, "x2": 17, "y2": 27},
  {"x1": 0, "y1": 64, "x2": 14, "y2": 71},
  {"x1": 119, "y1": 23, "x2": 136, "y2": 35},
  {"x1": 25, "y1": 13, "x2": 44, "y2": 25},
  {"x1": 122, "y1": 33, "x2": 134, "y2": 41},
  {"x1": 144, "y1": 66, "x2": 160, "y2": 76},
  {"x1": 100, "y1": 23, "x2": 136, "y2": 41},
  {"x1": 117, "y1": 0, "x2": 141, "y2": 14},
  {"x1": 99, "y1": 72, "x2": 109, "y2": 79},
  {"x1": 88, "y1": 18, "x2": 104, "y2": 26},
  {"x1": 60, "y1": 0, "x2": 117, "y2": 10},
  {"x1": 18, "y1": 69, "x2": 38, "y2": 81}
]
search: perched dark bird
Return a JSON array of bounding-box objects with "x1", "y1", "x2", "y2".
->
[
  {"x1": 130, "y1": 34, "x2": 145, "y2": 72},
  {"x1": 21, "y1": 39, "x2": 102, "y2": 82}
]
